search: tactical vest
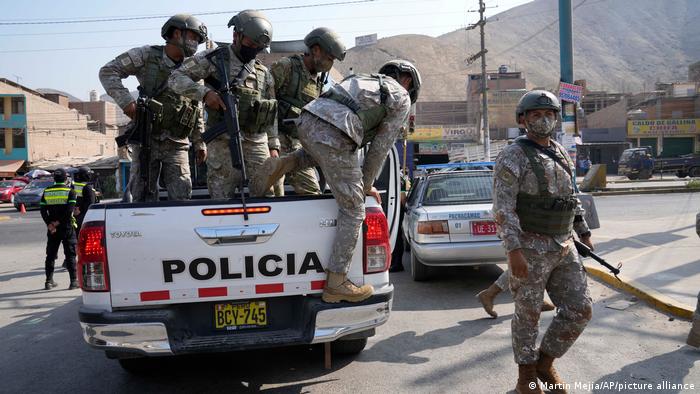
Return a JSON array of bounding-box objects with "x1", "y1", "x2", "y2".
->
[
  {"x1": 204, "y1": 47, "x2": 277, "y2": 134},
  {"x1": 276, "y1": 55, "x2": 324, "y2": 138},
  {"x1": 320, "y1": 73, "x2": 389, "y2": 147},
  {"x1": 142, "y1": 46, "x2": 199, "y2": 139},
  {"x1": 42, "y1": 183, "x2": 74, "y2": 206},
  {"x1": 514, "y1": 138, "x2": 577, "y2": 236}
]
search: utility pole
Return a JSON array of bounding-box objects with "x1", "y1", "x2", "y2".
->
[{"x1": 466, "y1": 0, "x2": 492, "y2": 161}]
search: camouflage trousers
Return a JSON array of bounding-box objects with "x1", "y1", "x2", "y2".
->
[
  {"x1": 495, "y1": 269, "x2": 510, "y2": 291},
  {"x1": 295, "y1": 113, "x2": 364, "y2": 274},
  {"x1": 276, "y1": 133, "x2": 321, "y2": 196},
  {"x1": 206, "y1": 133, "x2": 270, "y2": 199},
  {"x1": 510, "y1": 244, "x2": 593, "y2": 364},
  {"x1": 131, "y1": 139, "x2": 192, "y2": 202}
]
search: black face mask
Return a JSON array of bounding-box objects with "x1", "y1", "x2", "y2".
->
[{"x1": 239, "y1": 44, "x2": 260, "y2": 63}]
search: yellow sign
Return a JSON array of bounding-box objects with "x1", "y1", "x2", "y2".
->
[
  {"x1": 409, "y1": 127, "x2": 443, "y2": 142},
  {"x1": 628, "y1": 119, "x2": 699, "y2": 136}
]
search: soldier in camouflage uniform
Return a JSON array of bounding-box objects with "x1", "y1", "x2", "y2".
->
[
  {"x1": 269, "y1": 27, "x2": 346, "y2": 196},
  {"x1": 100, "y1": 14, "x2": 208, "y2": 201},
  {"x1": 251, "y1": 60, "x2": 421, "y2": 303},
  {"x1": 492, "y1": 90, "x2": 594, "y2": 394},
  {"x1": 168, "y1": 10, "x2": 279, "y2": 199},
  {"x1": 476, "y1": 269, "x2": 555, "y2": 318}
]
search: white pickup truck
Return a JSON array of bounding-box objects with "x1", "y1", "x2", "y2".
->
[{"x1": 77, "y1": 148, "x2": 402, "y2": 371}]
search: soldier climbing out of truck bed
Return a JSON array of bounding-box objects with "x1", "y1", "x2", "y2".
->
[{"x1": 251, "y1": 60, "x2": 421, "y2": 303}]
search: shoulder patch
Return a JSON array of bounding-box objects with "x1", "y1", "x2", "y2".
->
[
  {"x1": 496, "y1": 166, "x2": 517, "y2": 186},
  {"x1": 117, "y1": 53, "x2": 132, "y2": 67}
]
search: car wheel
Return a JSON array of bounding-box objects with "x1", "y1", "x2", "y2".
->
[
  {"x1": 410, "y1": 247, "x2": 429, "y2": 281},
  {"x1": 677, "y1": 171, "x2": 688, "y2": 178},
  {"x1": 627, "y1": 173, "x2": 639, "y2": 180},
  {"x1": 331, "y1": 338, "x2": 368, "y2": 355},
  {"x1": 689, "y1": 167, "x2": 700, "y2": 178},
  {"x1": 639, "y1": 169, "x2": 652, "y2": 179}
]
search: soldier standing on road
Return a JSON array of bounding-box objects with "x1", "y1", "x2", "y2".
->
[
  {"x1": 100, "y1": 14, "x2": 208, "y2": 202},
  {"x1": 168, "y1": 10, "x2": 279, "y2": 199},
  {"x1": 251, "y1": 60, "x2": 421, "y2": 303},
  {"x1": 269, "y1": 27, "x2": 346, "y2": 196},
  {"x1": 492, "y1": 90, "x2": 594, "y2": 394},
  {"x1": 72, "y1": 166, "x2": 97, "y2": 234},
  {"x1": 40, "y1": 168, "x2": 78, "y2": 290}
]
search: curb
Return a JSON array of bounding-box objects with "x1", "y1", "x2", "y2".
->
[
  {"x1": 589, "y1": 187, "x2": 700, "y2": 196},
  {"x1": 584, "y1": 263, "x2": 694, "y2": 319}
]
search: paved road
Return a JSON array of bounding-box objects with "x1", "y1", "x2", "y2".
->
[{"x1": 0, "y1": 198, "x2": 698, "y2": 393}]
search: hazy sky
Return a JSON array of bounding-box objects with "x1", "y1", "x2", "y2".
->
[{"x1": 0, "y1": 0, "x2": 532, "y2": 101}]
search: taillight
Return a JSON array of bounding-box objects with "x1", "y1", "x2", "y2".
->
[
  {"x1": 363, "y1": 207, "x2": 390, "y2": 274},
  {"x1": 77, "y1": 221, "x2": 109, "y2": 292},
  {"x1": 417, "y1": 220, "x2": 450, "y2": 234}
]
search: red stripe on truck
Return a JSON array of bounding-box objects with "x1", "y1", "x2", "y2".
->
[
  {"x1": 140, "y1": 290, "x2": 170, "y2": 301},
  {"x1": 198, "y1": 287, "x2": 228, "y2": 298},
  {"x1": 311, "y1": 280, "x2": 326, "y2": 290},
  {"x1": 256, "y1": 283, "x2": 284, "y2": 294}
]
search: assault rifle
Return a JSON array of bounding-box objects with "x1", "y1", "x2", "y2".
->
[
  {"x1": 574, "y1": 240, "x2": 622, "y2": 280},
  {"x1": 205, "y1": 49, "x2": 249, "y2": 220}
]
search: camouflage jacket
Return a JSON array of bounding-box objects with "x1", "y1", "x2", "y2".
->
[
  {"x1": 167, "y1": 45, "x2": 279, "y2": 151},
  {"x1": 492, "y1": 138, "x2": 590, "y2": 253},
  {"x1": 303, "y1": 75, "x2": 411, "y2": 193},
  {"x1": 98, "y1": 45, "x2": 205, "y2": 150}
]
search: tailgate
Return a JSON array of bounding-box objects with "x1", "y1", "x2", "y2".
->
[{"x1": 105, "y1": 198, "x2": 362, "y2": 307}]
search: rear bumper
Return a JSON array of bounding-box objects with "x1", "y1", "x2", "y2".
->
[
  {"x1": 79, "y1": 285, "x2": 393, "y2": 357},
  {"x1": 412, "y1": 240, "x2": 506, "y2": 266}
]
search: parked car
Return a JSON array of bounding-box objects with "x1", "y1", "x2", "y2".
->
[
  {"x1": 0, "y1": 179, "x2": 28, "y2": 204},
  {"x1": 13, "y1": 178, "x2": 54, "y2": 210},
  {"x1": 402, "y1": 166, "x2": 505, "y2": 281}
]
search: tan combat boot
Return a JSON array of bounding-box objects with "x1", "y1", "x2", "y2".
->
[
  {"x1": 536, "y1": 351, "x2": 568, "y2": 394},
  {"x1": 542, "y1": 299, "x2": 556, "y2": 312},
  {"x1": 476, "y1": 283, "x2": 502, "y2": 318},
  {"x1": 516, "y1": 364, "x2": 543, "y2": 394},
  {"x1": 322, "y1": 271, "x2": 373, "y2": 303},
  {"x1": 687, "y1": 317, "x2": 700, "y2": 347},
  {"x1": 250, "y1": 155, "x2": 297, "y2": 197}
]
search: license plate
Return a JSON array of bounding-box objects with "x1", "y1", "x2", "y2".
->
[
  {"x1": 472, "y1": 220, "x2": 497, "y2": 235},
  {"x1": 214, "y1": 301, "x2": 267, "y2": 330}
]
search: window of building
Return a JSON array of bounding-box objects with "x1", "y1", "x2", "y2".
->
[
  {"x1": 11, "y1": 97, "x2": 25, "y2": 115},
  {"x1": 12, "y1": 128, "x2": 26, "y2": 148},
  {"x1": 0, "y1": 133, "x2": 5, "y2": 149}
]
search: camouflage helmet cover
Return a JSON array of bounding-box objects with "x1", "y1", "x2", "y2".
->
[
  {"x1": 161, "y1": 14, "x2": 208, "y2": 43},
  {"x1": 515, "y1": 90, "x2": 561, "y2": 123},
  {"x1": 379, "y1": 59, "x2": 422, "y2": 104},
  {"x1": 227, "y1": 10, "x2": 273, "y2": 48},
  {"x1": 304, "y1": 27, "x2": 346, "y2": 61}
]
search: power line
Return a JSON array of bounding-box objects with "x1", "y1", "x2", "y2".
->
[{"x1": 0, "y1": 0, "x2": 377, "y2": 25}]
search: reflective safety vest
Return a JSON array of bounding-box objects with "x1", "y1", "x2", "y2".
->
[
  {"x1": 72, "y1": 181, "x2": 86, "y2": 204},
  {"x1": 276, "y1": 54, "x2": 324, "y2": 138},
  {"x1": 141, "y1": 46, "x2": 199, "y2": 139},
  {"x1": 41, "y1": 183, "x2": 75, "y2": 206},
  {"x1": 204, "y1": 47, "x2": 278, "y2": 134},
  {"x1": 514, "y1": 138, "x2": 577, "y2": 236},
  {"x1": 320, "y1": 73, "x2": 390, "y2": 147}
]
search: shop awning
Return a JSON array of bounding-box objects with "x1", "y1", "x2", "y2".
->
[{"x1": 0, "y1": 160, "x2": 25, "y2": 177}]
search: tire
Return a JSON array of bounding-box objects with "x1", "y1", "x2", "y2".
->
[
  {"x1": 118, "y1": 357, "x2": 153, "y2": 374},
  {"x1": 677, "y1": 171, "x2": 688, "y2": 178},
  {"x1": 639, "y1": 169, "x2": 652, "y2": 180},
  {"x1": 331, "y1": 338, "x2": 368, "y2": 355},
  {"x1": 410, "y1": 247, "x2": 429, "y2": 281},
  {"x1": 689, "y1": 167, "x2": 700, "y2": 178},
  {"x1": 627, "y1": 173, "x2": 638, "y2": 180}
]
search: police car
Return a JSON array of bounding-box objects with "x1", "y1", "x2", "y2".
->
[{"x1": 402, "y1": 163, "x2": 506, "y2": 281}]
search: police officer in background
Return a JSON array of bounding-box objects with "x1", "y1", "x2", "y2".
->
[
  {"x1": 72, "y1": 166, "x2": 97, "y2": 234},
  {"x1": 41, "y1": 168, "x2": 78, "y2": 290},
  {"x1": 168, "y1": 10, "x2": 279, "y2": 199},
  {"x1": 251, "y1": 60, "x2": 420, "y2": 303},
  {"x1": 269, "y1": 27, "x2": 346, "y2": 196},
  {"x1": 492, "y1": 90, "x2": 593, "y2": 394},
  {"x1": 100, "y1": 14, "x2": 208, "y2": 201}
]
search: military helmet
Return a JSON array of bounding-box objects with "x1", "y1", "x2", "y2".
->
[
  {"x1": 515, "y1": 90, "x2": 561, "y2": 123},
  {"x1": 75, "y1": 166, "x2": 92, "y2": 182},
  {"x1": 304, "y1": 27, "x2": 346, "y2": 61},
  {"x1": 53, "y1": 168, "x2": 68, "y2": 183},
  {"x1": 227, "y1": 10, "x2": 273, "y2": 48},
  {"x1": 379, "y1": 60, "x2": 422, "y2": 104},
  {"x1": 161, "y1": 14, "x2": 208, "y2": 44}
]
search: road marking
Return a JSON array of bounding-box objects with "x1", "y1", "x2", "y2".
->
[{"x1": 0, "y1": 216, "x2": 10, "y2": 221}]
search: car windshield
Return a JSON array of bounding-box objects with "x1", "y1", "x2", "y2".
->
[
  {"x1": 26, "y1": 180, "x2": 54, "y2": 189},
  {"x1": 0, "y1": 181, "x2": 13, "y2": 188},
  {"x1": 422, "y1": 172, "x2": 493, "y2": 205}
]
